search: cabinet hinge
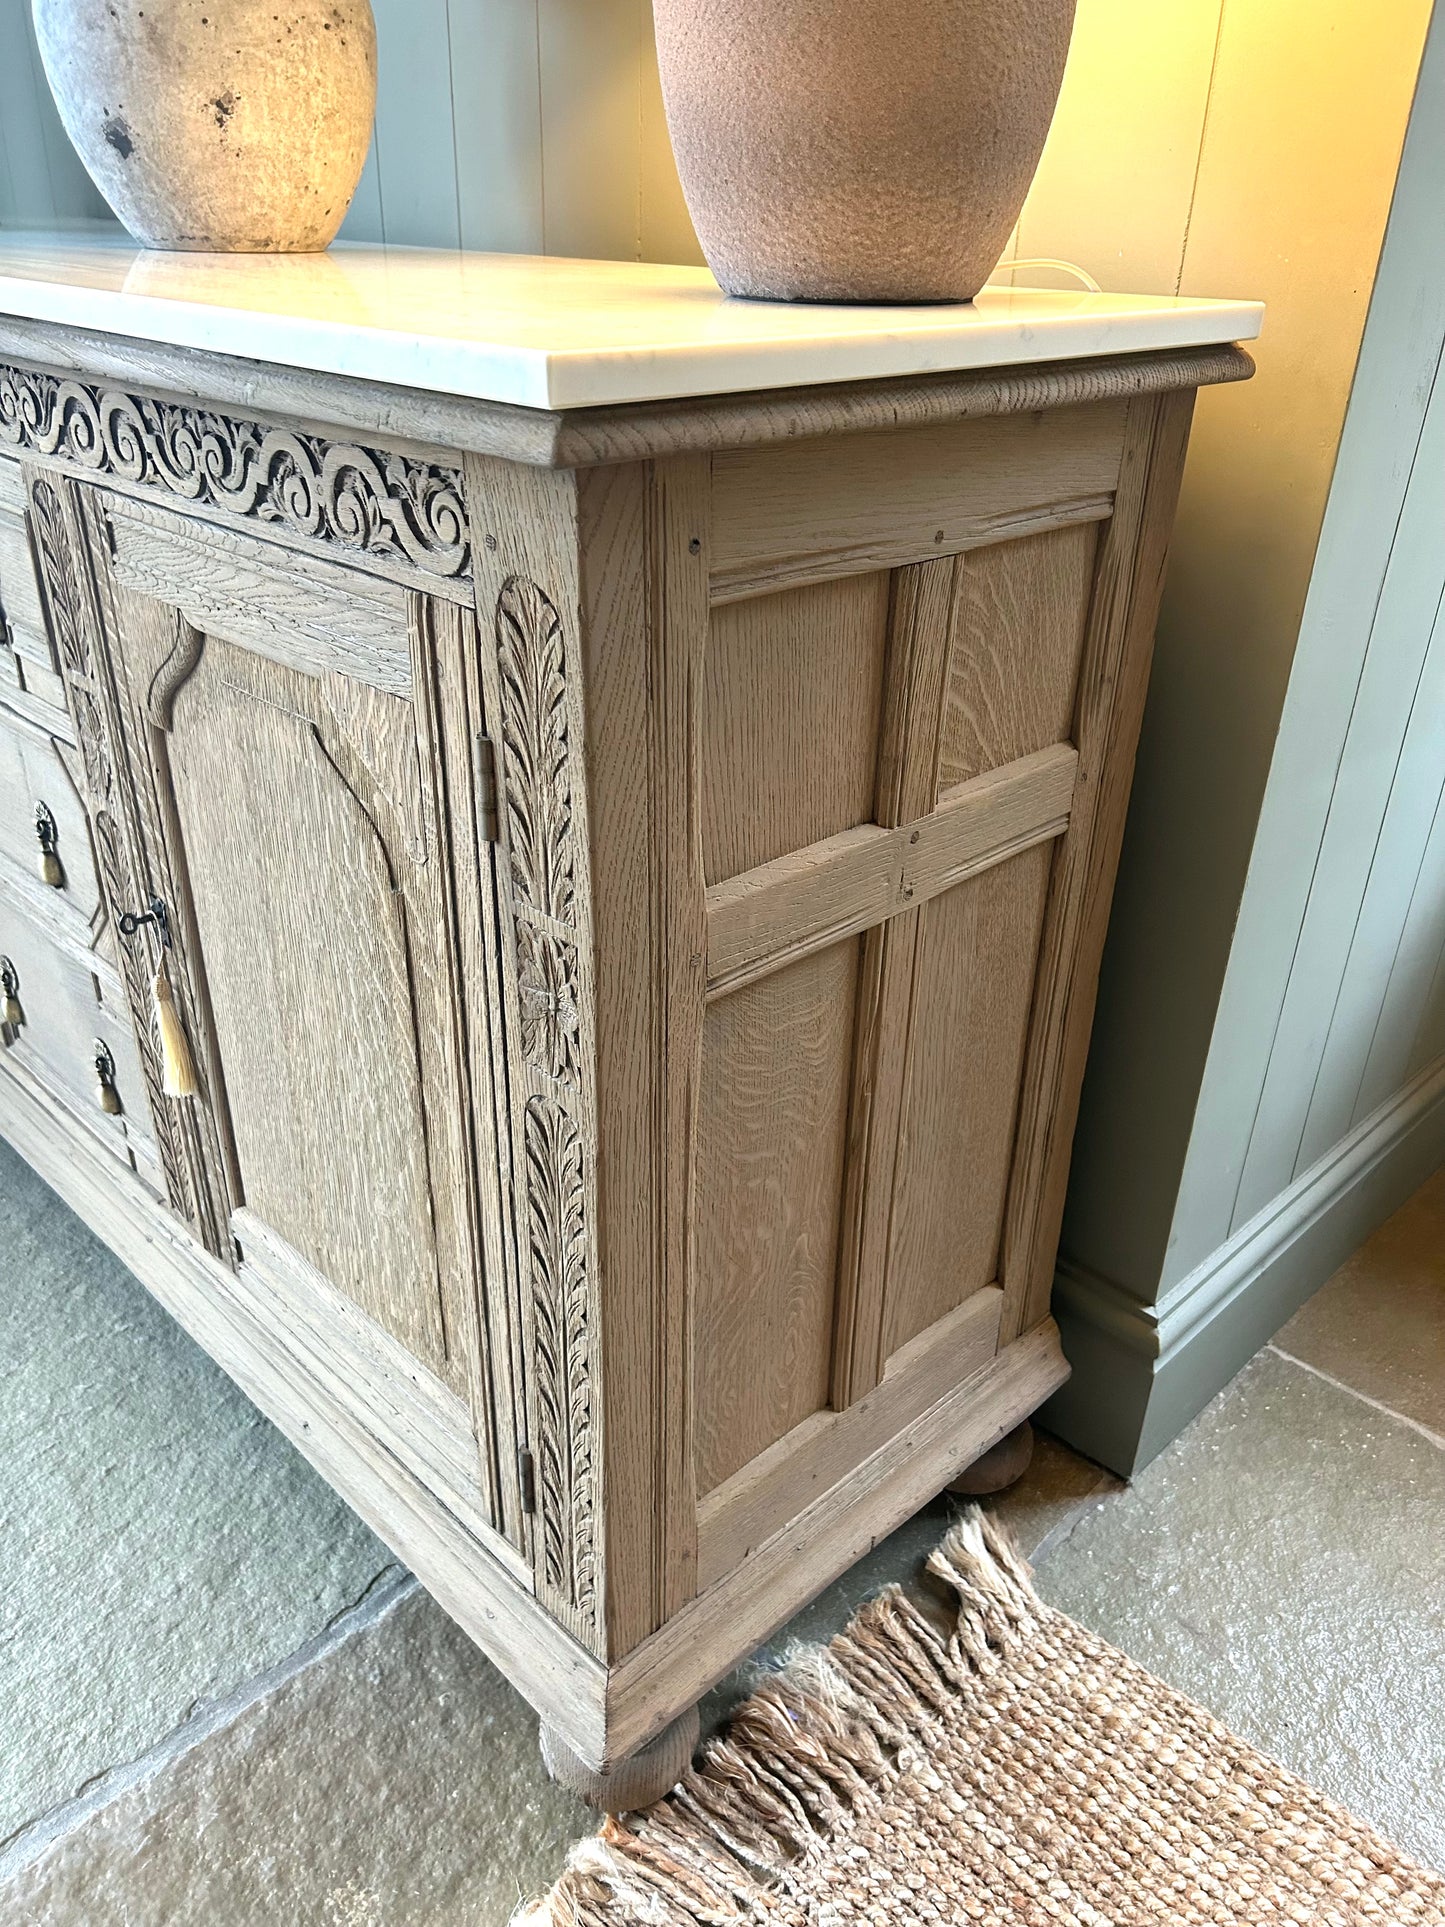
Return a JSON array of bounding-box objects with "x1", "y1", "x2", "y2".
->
[
  {"x1": 473, "y1": 732, "x2": 500, "y2": 845},
  {"x1": 517, "y1": 1446, "x2": 537, "y2": 1515}
]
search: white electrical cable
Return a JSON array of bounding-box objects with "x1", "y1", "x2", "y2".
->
[{"x1": 988, "y1": 256, "x2": 1103, "y2": 293}]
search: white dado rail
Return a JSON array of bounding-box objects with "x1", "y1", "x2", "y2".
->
[{"x1": 0, "y1": 239, "x2": 1259, "y2": 1807}]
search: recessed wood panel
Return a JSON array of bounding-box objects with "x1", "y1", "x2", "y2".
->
[
  {"x1": 881, "y1": 842, "x2": 1054, "y2": 1361},
  {"x1": 701, "y1": 573, "x2": 889, "y2": 884},
  {"x1": 167, "y1": 633, "x2": 451, "y2": 1373},
  {"x1": 693, "y1": 938, "x2": 861, "y2": 1492},
  {"x1": 938, "y1": 523, "x2": 1098, "y2": 793},
  {"x1": 710, "y1": 404, "x2": 1125, "y2": 601}
]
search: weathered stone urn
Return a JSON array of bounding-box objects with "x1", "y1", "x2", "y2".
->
[
  {"x1": 653, "y1": 0, "x2": 1077, "y2": 303},
  {"x1": 33, "y1": 0, "x2": 377, "y2": 252}
]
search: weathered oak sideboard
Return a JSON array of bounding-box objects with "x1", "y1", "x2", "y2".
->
[{"x1": 0, "y1": 244, "x2": 1260, "y2": 1805}]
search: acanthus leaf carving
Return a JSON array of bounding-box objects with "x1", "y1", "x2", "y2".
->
[
  {"x1": 523, "y1": 1095, "x2": 596, "y2": 1621},
  {"x1": 27, "y1": 476, "x2": 94, "y2": 685},
  {"x1": 495, "y1": 575, "x2": 576, "y2": 927},
  {"x1": 0, "y1": 364, "x2": 469, "y2": 580}
]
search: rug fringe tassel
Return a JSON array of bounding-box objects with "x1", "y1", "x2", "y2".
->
[{"x1": 518, "y1": 1510, "x2": 1042, "y2": 1927}]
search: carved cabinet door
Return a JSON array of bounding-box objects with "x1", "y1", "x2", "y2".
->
[{"x1": 26, "y1": 471, "x2": 529, "y2": 1550}]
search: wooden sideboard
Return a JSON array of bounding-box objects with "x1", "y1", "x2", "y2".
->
[{"x1": 0, "y1": 254, "x2": 1255, "y2": 1806}]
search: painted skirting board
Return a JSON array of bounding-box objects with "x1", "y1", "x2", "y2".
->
[{"x1": 1045, "y1": 1052, "x2": 1445, "y2": 1475}]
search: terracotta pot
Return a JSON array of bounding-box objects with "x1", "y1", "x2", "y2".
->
[
  {"x1": 653, "y1": 0, "x2": 1077, "y2": 303},
  {"x1": 33, "y1": 0, "x2": 376, "y2": 252}
]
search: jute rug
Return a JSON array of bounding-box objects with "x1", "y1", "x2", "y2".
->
[{"x1": 530, "y1": 1512, "x2": 1445, "y2": 1926}]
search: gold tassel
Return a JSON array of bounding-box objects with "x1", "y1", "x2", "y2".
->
[{"x1": 152, "y1": 954, "x2": 198, "y2": 1098}]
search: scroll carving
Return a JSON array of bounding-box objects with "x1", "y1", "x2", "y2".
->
[
  {"x1": 495, "y1": 576, "x2": 576, "y2": 927},
  {"x1": 523, "y1": 1096, "x2": 596, "y2": 1620},
  {"x1": 1, "y1": 364, "x2": 469, "y2": 580}
]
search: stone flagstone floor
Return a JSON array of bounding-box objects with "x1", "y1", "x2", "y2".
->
[{"x1": 0, "y1": 1137, "x2": 1441, "y2": 1923}]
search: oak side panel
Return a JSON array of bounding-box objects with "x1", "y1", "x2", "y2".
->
[
  {"x1": 605, "y1": 1319, "x2": 1069, "y2": 1764},
  {"x1": 699, "y1": 1283, "x2": 1003, "y2": 1589},
  {"x1": 882, "y1": 841, "x2": 1055, "y2": 1360},
  {"x1": 701, "y1": 572, "x2": 890, "y2": 885},
  {"x1": 709, "y1": 403, "x2": 1126, "y2": 601},
  {"x1": 1000, "y1": 388, "x2": 1199, "y2": 1343},
  {"x1": 703, "y1": 744, "x2": 1078, "y2": 1000},
  {"x1": 693, "y1": 937, "x2": 861, "y2": 1493},
  {"x1": 938, "y1": 521, "x2": 1099, "y2": 792}
]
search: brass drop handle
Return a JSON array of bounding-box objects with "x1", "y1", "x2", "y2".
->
[
  {"x1": 34, "y1": 801, "x2": 63, "y2": 889},
  {"x1": 93, "y1": 1038, "x2": 123, "y2": 1116},
  {"x1": 0, "y1": 955, "x2": 22, "y2": 1036}
]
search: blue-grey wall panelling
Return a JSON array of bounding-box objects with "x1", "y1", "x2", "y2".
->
[
  {"x1": 1353, "y1": 591, "x2": 1445, "y2": 1113},
  {"x1": 1163, "y1": 6, "x2": 1445, "y2": 1281},
  {"x1": 449, "y1": 0, "x2": 544, "y2": 252},
  {"x1": 362, "y1": 0, "x2": 465, "y2": 247},
  {"x1": 1231, "y1": 348, "x2": 1445, "y2": 1223},
  {"x1": 1295, "y1": 403, "x2": 1445, "y2": 1165},
  {"x1": 0, "y1": 0, "x2": 111, "y2": 229}
]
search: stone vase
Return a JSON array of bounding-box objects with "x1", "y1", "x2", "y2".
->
[
  {"x1": 33, "y1": 0, "x2": 377, "y2": 252},
  {"x1": 653, "y1": 0, "x2": 1077, "y2": 303}
]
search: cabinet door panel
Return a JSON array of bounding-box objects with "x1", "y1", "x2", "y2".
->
[
  {"x1": 165, "y1": 634, "x2": 449, "y2": 1367},
  {"x1": 28, "y1": 475, "x2": 523, "y2": 1545}
]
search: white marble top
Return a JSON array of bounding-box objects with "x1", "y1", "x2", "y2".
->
[{"x1": 0, "y1": 235, "x2": 1263, "y2": 413}]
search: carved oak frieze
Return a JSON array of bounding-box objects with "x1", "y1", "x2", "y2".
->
[{"x1": 0, "y1": 364, "x2": 469, "y2": 581}]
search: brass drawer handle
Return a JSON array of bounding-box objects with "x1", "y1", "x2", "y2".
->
[
  {"x1": 34, "y1": 801, "x2": 63, "y2": 889},
  {"x1": 0, "y1": 955, "x2": 21, "y2": 1038},
  {"x1": 93, "y1": 1039, "x2": 123, "y2": 1116}
]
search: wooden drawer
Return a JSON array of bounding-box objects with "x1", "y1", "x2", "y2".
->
[
  {"x1": 0, "y1": 705, "x2": 102, "y2": 931},
  {"x1": 0, "y1": 899, "x2": 156, "y2": 1180},
  {"x1": 0, "y1": 460, "x2": 70, "y2": 728}
]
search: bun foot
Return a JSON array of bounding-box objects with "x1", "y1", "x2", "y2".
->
[
  {"x1": 947, "y1": 1420, "x2": 1034, "y2": 1497},
  {"x1": 540, "y1": 1704, "x2": 700, "y2": 1813}
]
